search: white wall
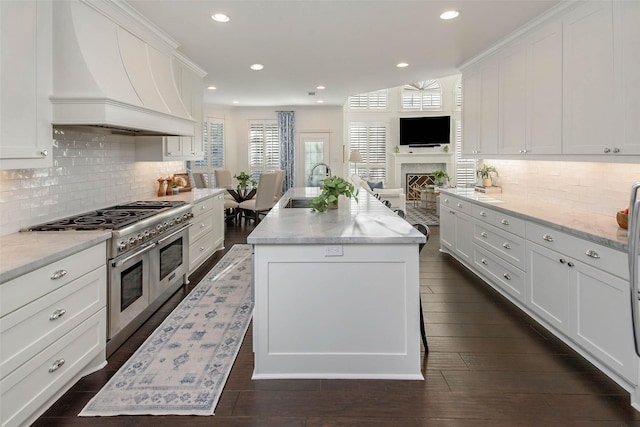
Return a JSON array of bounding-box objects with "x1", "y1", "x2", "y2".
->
[
  {"x1": 0, "y1": 128, "x2": 185, "y2": 236},
  {"x1": 202, "y1": 104, "x2": 343, "y2": 181}
]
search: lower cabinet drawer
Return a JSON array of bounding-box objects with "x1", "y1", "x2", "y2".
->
[
  {"x1": 473, "y1": 244, "x2": 525, "y2": 303},
  {"x1": 0, "y1": 309, "x2": 106, "y2": 427},
  {"x1": 474, "y1": 222, "x2": 525, "y2": 269},
  {"x1": 1, "y1": 266, "x2": 106, "y2": 378},
  {"x1": 189, "y1": 230, "x2": 214, "y2": 273},
  {"x1": 189, "y1": 212, "x2": 213, "y2": 242}
]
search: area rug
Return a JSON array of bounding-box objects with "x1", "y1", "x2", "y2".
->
[
  {"x1": 79, "y1": 244, "x2": 253, "y2": 417},
  {"x1": 405, "y1": 203, "x2": 439, "y2": 226}
]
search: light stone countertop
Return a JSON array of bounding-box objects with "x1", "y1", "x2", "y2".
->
[
  {"x1": 440, "y1": 188, "x2": 629, "y2": 252},
  {"x1": 0, "y1": 188, "x2": 225, "y2": 284},
  {"x1": 0, "y1": 231, "x2": 111, "y2": 284},
  {"x1": 247, "y1": 187, "x2": 426, "y2": 245}
]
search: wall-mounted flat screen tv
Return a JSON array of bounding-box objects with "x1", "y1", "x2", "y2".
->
[{"x1": 399, "y1": 116, "x2": 450, "y2": 146}]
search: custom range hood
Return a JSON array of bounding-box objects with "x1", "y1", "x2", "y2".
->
[{"x1": 51, "y1": 0, "x2": 195, "y2": 136}]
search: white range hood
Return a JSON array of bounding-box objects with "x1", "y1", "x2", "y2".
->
[{"x1": 50, "y1": 0, "x2": 195, "y2": 136}]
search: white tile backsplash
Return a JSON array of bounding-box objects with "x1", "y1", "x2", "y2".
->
[
  {"x1": 486, "y1": 159, "x2": 639, "y2": 216},
  {"x1": 0, "y1": 129, "x2": 185, "y2": 236}
]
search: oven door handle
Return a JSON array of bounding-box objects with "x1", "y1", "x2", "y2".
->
[
  {"x1": 155, "y1": 223, "x2": 192, "y2": 245},
  {"x1": 111, "y1": 242, "x2": 157, "y2": 267}
]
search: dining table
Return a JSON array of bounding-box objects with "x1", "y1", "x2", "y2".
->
[{"x1": 227, "y1": 187, "x2": 256, "y2": 203}]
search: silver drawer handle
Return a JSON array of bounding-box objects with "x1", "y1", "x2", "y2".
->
[
  {"x1": 503, "y1": 273, "x2": 512, "y2": 280},
  {"x1": 49, "y1": 309, "x2": 66, "y2": 321},
  {"x1": 51, "y1": 269, "x2": 67, "y2": 280},
  {"x1": 201, "y1": 205, "x2": 206, "y2": 210},
  {"x1": 200, "y1": 246, "x2": 206, "y2": 251},
  {"x1": 450, "y1": 210, "x2": 455, "y2": 214},
  {"x1": 481, "y1": 258, "x2": 488, "y2": 265},
  {"x1": 585, "y1": 249, "x2": 600, "y2": 259},
  {"x1": 500, "y1": 219, "x2": 509, "y2": 225},
  {"x1": 457, "y1": 203, "x2": 462, "y2": 208},
  {"x1": 48, "y1": 358, "x2": 65, "y2": 373},
  {"x1": 480, "y1": 211, "x2": 487, "y2": 217},
  {"x1": 543, "y1": 234, "x2": 554, "y2": 242},
  {"x1": 481, "y1": 232, "x2": 488, "y2": 238},
  {"x1": 502, "y1": 243, "x2": 511, "y2": 249},
  {"x1": 200, "y1": 223, "x2": 206, "y2": 228},
  {"x1": 444, "y1": 198, "x2": 449, "y2": 203}
]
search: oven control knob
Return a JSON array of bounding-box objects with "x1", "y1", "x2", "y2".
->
[
  {"x1": 137, "y1": 233, "x2": 144, "y2": 242},
  {"x1": 150, "y1": 229, "x2": 157, "y2": 237},
  {"x1": 144, "y1": 230, "x2": 151, "y2": 239},
  {"x1": 118, "y1": 241, "x2": 128, "y2": 252},
  {"x1": 176, "y1": 216, "x2": 182, "y2": 224},
  {"x1": 156, "y1": 224, "x2": 163, "y2": 233},
  {"x1": 182, "y1": 213, "x2": 190, "y2": 221},
  {"x1": 129, "y1": 236, "x2": 137, "y2": 247},
  {"x1": 163, "y1": 221, "x2": 169, "y2": 230}
]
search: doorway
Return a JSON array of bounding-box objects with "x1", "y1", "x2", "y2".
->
[{"x1": 297, "y1": 132, "x2": 330, "y2": 187}]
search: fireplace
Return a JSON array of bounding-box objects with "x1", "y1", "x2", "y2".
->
[
  {"x1": 392, "y1": 153, "x2": 453, "y2": 191},
  {"x1": 406, "y1": 174, "x2": 435, "y2": 202}
]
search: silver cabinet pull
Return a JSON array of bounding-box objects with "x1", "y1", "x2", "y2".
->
[
  {"x1": 480, "y1": 211, "x2": 487, "y2": 217},
  {"x1": 568, "y1": 262, "x2": 574, "y2": 267},
  {"x1": 49, "y1": 358, "x2": 65, "y2": 373},
  {"x1": 502, "y1": 243, "x2": 511, "y2": 250},
  {"x1": 51, "y1": 269, "x2": 67, "y2": 280},
  {"x1": 543, "y1": 234, "x2": 554, "y2": 242},
  {"x1": 481, "y1": 258, "x2": 488, "y2": 265},
  {"x1": 603, "y1": 147, "x2": 611, "y2": 153},
  {"x1": 200, "y1": 223, "x2": 206, "y2": 228},
  {"x1": 199, "y1": 246, "x2": 206, "y2": 251},
  {"x1": 449, "y1": 210, "x2": 456, "y2": 214},
  {"x1": 444, "y1": 198, "x2": 449, "y2": 203},
  {"x1": 40, "y1": 150, "x2": 48, "y2": 157},
  {"x1": 481, "y1": 232, "x2": 488, "y2": 238},
  {"x1": 503, "y1": 273, "x2": 512, "y2": 280},
  {"x1": 613, "y1": 147, "x2": 620, "y2": 153},
  {"x1": 49, "y1": 309, "x2": 66, "y2": 321},
  {"x1": 457, "y1": 203, "x2": 462, "y2": 208},
  {"x1": 585, "y1": 249, "x2": 600, "y2": 259},
  {"x1": 500, "y1": 219, "x2": 509, "y2": 225},
  {"x1": 559, "y1": 258, "x2": 566, "y2": 264}
]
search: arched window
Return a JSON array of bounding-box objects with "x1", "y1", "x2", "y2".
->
[{"x1": 402, "y1": 79, "x2": 442, "y2": 111}]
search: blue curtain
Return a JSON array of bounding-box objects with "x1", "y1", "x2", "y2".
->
[{"x1": 278, "y1": 111, "x2": 295, "y2": 192}]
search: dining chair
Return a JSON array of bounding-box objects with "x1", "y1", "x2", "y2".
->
[
  {"x1": 273, "y1": 169, "x2": 286, "y2": 202},
  {"x1": 238, "y1": 172, "x2": 278, "y2": 224},
  {"x1": 214, "y1": 169, "x2": 237, "y2": 204}
]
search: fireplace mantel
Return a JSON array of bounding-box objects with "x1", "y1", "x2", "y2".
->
[{"x1": 392, "y1": 153, "x2": 453, "y2": 188}]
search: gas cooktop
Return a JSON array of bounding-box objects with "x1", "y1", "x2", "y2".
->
[{"x1": 26, "y1": 201, "x2": 187, "y2": 231}]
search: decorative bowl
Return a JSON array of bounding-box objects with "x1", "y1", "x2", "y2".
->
[{"x1": 616, "y1": 211, "x2": 628, "y2": 229}]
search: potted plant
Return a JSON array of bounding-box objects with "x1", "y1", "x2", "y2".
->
[
  {"x1": 170, "y1": 178, "x2": 179, "y2": 195},
  {"x1": 476, "y1": 164, "x2": 498, "y2": 187},
  {"x1": 432, "y1": 170, "x2": 451, "y2": 187},
  {"x1": 309, "y1": 176, "x2": 358, "y2": 212},
  {"x1": 234, "y1": 172, "x2": 257, "y2": 190}
]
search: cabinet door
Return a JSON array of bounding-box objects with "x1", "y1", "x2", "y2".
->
[
  {"x1": 527, "y1": 21, "x2": 562, "y2": 155},
  {"x1": 526, "y1": 242, "x2": 571, "y2": 334},
  {"x1": 479, "y1": 61, "x2": 500, "y2": 155},
  {"x1": 0, "y1": 0, "x2": 52, "y2": 169},
  {"x1": 439, "y1": 204, "x2": 455, "y2": 250},
  {"x1": 499, "y1": 44, "x2": 527, "y2": 155},
  {"x1": 211, "y1": 193, "x2": 224, "y2": 251},
  {"x1": 571, "y1": 260, "x2": 636, "y2": 382},
  {"x1": 165, "y1": 137, "x2": 184, "y2": 158},
  {"x1": 614, "y1": 0, "x2": 640, "y2": 155},
  {"x1": 461, "y1": 69, "x2": 480, "y2": 156},
  {"x1": 562, "y1": 1, "x2": 614, "y2": 155},
  {"x1": 453, "y1": 210, "x2": 474, "y2": 263}
]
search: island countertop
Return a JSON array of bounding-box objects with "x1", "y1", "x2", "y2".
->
[{"x1": 247, "y1": 187, "x2": 426, "y2": 245}]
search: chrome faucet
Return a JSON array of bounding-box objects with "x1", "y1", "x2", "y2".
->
[{"x1": 309, "y1": 163, "x2": 332, "y2": 185}]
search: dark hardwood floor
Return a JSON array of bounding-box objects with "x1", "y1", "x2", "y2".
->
[{"x1": 34, "y1": 222, "x2": 640, "y2": 426}]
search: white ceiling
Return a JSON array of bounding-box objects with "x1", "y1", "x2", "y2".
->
[{"x1": 126, "y1": 0, "x2": 560, "y2": 108}]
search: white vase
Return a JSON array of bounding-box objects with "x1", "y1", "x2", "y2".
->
[{"x1": 483, "y1": 178, "x2": 492, "y2": 187}]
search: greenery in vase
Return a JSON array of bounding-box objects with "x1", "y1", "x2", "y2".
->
[
  {"x1": 309, "y1": 176, "x2": 358, "y2": 212},
  {"x1": 432, "y1": 170, "x2": 451, "y2": 186},
  {"x1": 234, "y1": 171, "x2": 257, "y2": 190},
  {"x1": 476, "y1": 164, "x2": 498, "y2": 180}
]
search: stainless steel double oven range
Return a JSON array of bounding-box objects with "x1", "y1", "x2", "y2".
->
[{"x1": 25, "y1": 201, "x2": 193, "y2": 356}]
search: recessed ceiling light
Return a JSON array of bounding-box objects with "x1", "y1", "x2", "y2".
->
[
  {"x1": 250, "y1": 63, "x2": 264, "y2": 71},
  {"x1": 211, "y1": 13, "x2": 230, "y2": 23},
  {"x1": 316, "y1": 85, "x2": 326, "y2": 90},
  {"x1": 440, "y1": 10, "x2": 459, "y2": 20},
  {"x1": 397, "y1": 62, "x2": 409, "y2": 68},
  {"x1": 317, "y1": 100, "x2": 324, "y2": 103},
  {"x1": 207, "y1": 86, "x2": 217, "y2": 90},
  {"x1": 232, "y1": 100, "x2": 239, "y2": 104}
]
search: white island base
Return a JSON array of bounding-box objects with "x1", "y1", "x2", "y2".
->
[{"x1": 251, "y1": 243, "x2": 423, "y2": 380}]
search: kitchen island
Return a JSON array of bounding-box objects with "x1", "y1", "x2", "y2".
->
[{"x1": 247, "y1": 187, "x2": 426, "y2": 379}]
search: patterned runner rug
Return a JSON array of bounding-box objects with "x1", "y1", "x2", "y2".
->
[
  {"x1": 80, "y1": 244, "x2": 253, "y2": 417},
  {"x1": 405, "y1": 203, "x2": 439, "y2": 226}
]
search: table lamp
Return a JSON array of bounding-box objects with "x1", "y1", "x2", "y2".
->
[{"x1": 349, "y1": 150, "x2": 362, "y2": 175}]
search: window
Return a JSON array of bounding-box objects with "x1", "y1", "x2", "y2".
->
[
  {"x1": 454, "y1": 119, "x2": 477, "y2": 187},
  {"x1": 402, "y1": 80, "x2": 442, "y2": 111},
  {"x1": 348, "y1": 89, "x2": 388, "y2": 110},
  {"x1": 348, "y1": 122, "x2": 387, "y2": 182},
  {"x1": 454, "y1": 78, "x2": 462, "y2": 110},
  {"x1": 249, "y1": 120, "x2": 280, "y2": 181},
  {"x1": 187, "y1": 117, "x2": 224, "y2": 187}
]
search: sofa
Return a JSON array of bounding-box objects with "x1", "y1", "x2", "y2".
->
[{"x1": 350, "y1": 174, "x2": 406, "y2": 212}]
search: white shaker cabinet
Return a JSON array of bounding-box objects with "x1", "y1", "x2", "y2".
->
[
  {"x1": 499, "y1": 42, "x2": 527, "y2": 155},
  {"x1": 188, "y1": 193, "x2": 224, "y2": 273},
  {"x1": 439, "y1": 196, "x2": 473, "y2": 263},
  {"x1": 562, "y1": 1, "x2": 616, "y2": 155},
  {"x1": 614, "y1": 0, "x2": 640, "y2": 155},
  {"x1": 0, "y1": 0, "x2": 52, "y2": 170},
  {"x1": 461, "y1": 58, "x2": 499, "y2": 157}
]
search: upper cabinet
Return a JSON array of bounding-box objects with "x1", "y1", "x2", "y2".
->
[
  {"x1": 0, "y1": 0, "x2": 52, "y2": 170},
  {"x1": 461, "y1": 0, "x2": 639, "y2": 161},
  {"x1": 562, "y1": 2, "x2": 615, "y2": 155}
]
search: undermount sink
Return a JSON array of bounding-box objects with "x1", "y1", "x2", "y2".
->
[{"x1": 283, "y1": 197, "x2": 314, "y2": 208}]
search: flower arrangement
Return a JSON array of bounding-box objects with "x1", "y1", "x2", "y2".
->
[
  {"x1": 432, "y1": 170, "x2": 451, "y2": 186},
  {"x1": 234, "y1": 172, "x2": 257, "y2": 190},
  {"x1": 309, "y1": 176, "x2": 358, "y2": 212}
]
